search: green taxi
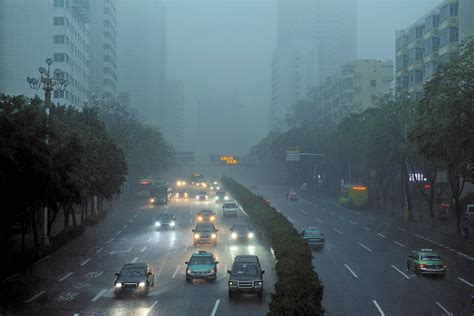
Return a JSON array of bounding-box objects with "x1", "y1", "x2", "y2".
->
[
  {"x1": 406, "y1": 248, "x2": 447, "y2": 277},
  {"x1": 185, "y1": 250, "x2": 219, "y2": 282}
]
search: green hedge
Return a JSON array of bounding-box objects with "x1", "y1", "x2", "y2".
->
[{"x1": 221, "y1": 177, "x2": 324, "y2": 315}]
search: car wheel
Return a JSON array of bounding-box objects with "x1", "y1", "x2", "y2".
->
[
  {"x1": 257, "y1": 289, "x2": 263, "y2": 300},
  {"x1": 228, "y1": 290, "x2": 235, "y2": 299},
  {"x1": 414, "y1": 266, "x2": 420, "y2": 275},
  {"x1": 406, "y1": 260, "x2": 410, "y2": 270},
  {"x1": 186, "y1": 277, "x2": 191, "y2": 283}
]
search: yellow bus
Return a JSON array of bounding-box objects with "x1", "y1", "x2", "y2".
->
[{"x1": 339, "y1": 184, "x2": 368, "y2": 209}]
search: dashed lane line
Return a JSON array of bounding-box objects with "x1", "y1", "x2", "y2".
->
[
  {"x1": 172, "y1": 265, "x2": 180, "y2": 279},
  {"x1": 390, "y1": 265, "x2": 409, "y2": 279},
  {"x1": 58, "y1": 272, "x2": 73, "y2": 282},
  {"x1": 456, "y1": 251, "x2": 474, "y2": 261},
  {"x1": 363, "y1": 226, "x2": 371, "y2": 231},
  {"x1": 25, "y1": 291, "x2": 45, "y2": 303},
  {"x1": 129, "y1": 219, "x2": 133, "y2": 223},
  {"x1": 435, "y1": 302, "x2": 453, "y2": 316},
  {"x1": 358, "y1": 242, "x2": 373, "y2": 252},
  {"x1": 288, "y1": 218, "x2": 295, "y2": 223},
  {"x1": 141, "y1": 246, "x2": 147, "y2": 252},
  {"x1": 145, "y1": 300, "x2": 158, "y2": 316},
  {"x1": 344, "y1": 264, "x2": 359, "y2": 278},
  {"x1": 315, "y1": 218, "x2": 324, "y2": 223},
  {"x1": 80, "y1": 258, "x2": 91, "y2": 266},
  {"x1": 350, "y1": 220, "x2": 358, "y2": 225},
  {"x1": 339, "y1": 216, "x2": 345, "y2": 220},
  {"x1": 184, "y1": 245, "x2": 188, "y2": 252},
  {"x1": 329, "y1": 211, "x2": 336, "y2": 215},
  {"x1": 397, "y1": 227, "x2": 407, "y2": 232},
  {"x1": 211, "y1": 299, "x2": 221, "y2": 316},
  {"x1": 377, "y1": 233, "x2": 387, "y2": 239},
  {"x1": 372, "y1": 300, "x2": 385, "y2": 316},
  {"x1": 353, "y1": 211, "x2": 361, "y2": 215},
  {"x1": 131, "y1": 257, "x2": 138, "y2": 263},
  {"x1": 457, "y1": 277, "x2": 474, "y2": 287},
  {"x1": 333, "y1": 228, "x2": 344, "y2": 235},
  {"x1": 96, "y1": 247, "x2": 103, "y2": 254},
  {"x1": 107, "y1": 238, "x2": 114, "y2": 244},
  {"x1": 91, "y1": 289, "x2": 107, "y2": 302},
  {"x1": 122, "y1": 224, "x2": 128, "y2": 229},
  {"x1": 393, "y1": 241, "x2": 405, "y2": 247},
  {"x1": 147, "y1": 236, "x2": 152, "y2": 243},
  {"x1": 116, "y1": 230, "x2": 122, "y2": 236},
  {"x1": 369, "y1": 217, "x2": 376, "y2": 221}
]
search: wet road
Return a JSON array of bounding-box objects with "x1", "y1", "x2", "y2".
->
[{"x1": 0, "y1": 186, "x2": 276, "y2": 316}]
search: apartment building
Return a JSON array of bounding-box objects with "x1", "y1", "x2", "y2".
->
[{"x1": 395, "y1": 0, "x2": 474, "y2": 98}]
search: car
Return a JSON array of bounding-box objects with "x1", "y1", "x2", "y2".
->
[
  {"x1": 223, "y1": 201, "x2": 239, "y2": 217},
  {"x1": 175, "y1": 189, "x2": 188, "y2": 199},
  {"x1": 176, "y1": 179, "x2": 187, "y2": 187},
  {"x1": 250, "y1": 184, "x2": 258, "y2": 190},
  {"x1": 155, "y1": 213, "x2": 177, "y2": 229},
  {"x1": 228, "y1": 255, "x2": 265, "y2": 300},
  {"x1": 301, "y1": 228, "x2": 324, "y2": 247},
  {"x1": 196, "y1": 209, "x2": 217, "y2": 223},
  {"x1": 185, "y1": 250, "x2": 219, "y2": 282},
  {"x1": 196, "y1": 191, "x2": 209, "y2": 201},
  {"x1": 300, "y1": 183, "x2": 309, "y2": 191},
  {"x1": 208, "y1": 181, "x2": 221, "y2": 191},
  {"x1": 214, "y1": 190, "x2": 229, "y2": 202},
  {"x1": 263, "y1": 196, "x2": 271, "y2": 206},
  {"x1": 114, "y1": 263, "x2": 155, "y2": 297},
  {"x1": 406, "y1": 248, "x2": 447, "y2": 277},
  {"x1": 287, "y1": 190, "x2": 298, "y2": 201},
  {"x1": 230, "y1": 224, "x2": 255, "y2": 242},
  {"x1": 465, "y1": 204, "x2": 474, "y2": 220},
  {"x1": 193, "y1": 223, "x2": 219, "y2": 246}
]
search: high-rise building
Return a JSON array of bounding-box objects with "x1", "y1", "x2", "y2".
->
[
  {"x1": 117, "y1": 0, "x2": 167, "y2": 127},
  {"x1": 89, "y1": 0, "x2": 118, "y2": 101},
  {"x1": 312, "y1": 59, "x2": 394, "y2": 122},
  {"x1": 162, "y1": 80, "x2": 185, "y2": 150},
  {"x1": 269, "y1": 0, "x2": 357, "y2": 131},
  {"x1": 395, "y1": 0, "x2": 474, "y2": 98},
  {"x1": 0, "y1": 0, "x2": 90, "y2": 107}
]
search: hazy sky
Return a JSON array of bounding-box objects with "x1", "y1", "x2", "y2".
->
[{"x1": 164, "y1": 0, "x2": 441, "y2": 152}]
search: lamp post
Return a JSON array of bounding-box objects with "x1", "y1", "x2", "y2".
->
[{"x1": 26, "y1": 58, "x2": 68, "y2": 247}]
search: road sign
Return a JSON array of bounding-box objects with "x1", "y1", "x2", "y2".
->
[{"x1": 286, "y1": 147, "x2": 300, "y2": 161}]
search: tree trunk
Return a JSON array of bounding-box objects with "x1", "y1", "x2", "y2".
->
[
  {"x1": 31, "y1": 207, "x2": 39, "y2": 248},
  {"x1": 402, "y1": 162, "x2": 413, "y2": 220},
  {"x1": 63, "y1": 205, "x2": 70, "y2": 229},
  {"x1": 71, "y1": 205, "x2": 77, "y2": 227},
  {"x1": 448, "y1": 168, "x2": 465, "y2": 234}
]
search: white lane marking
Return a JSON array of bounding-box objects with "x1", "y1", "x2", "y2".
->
[
  {"x1": 133, "y1": 214, "x2": 138, "y2": 218},
  {"x1": 435, "y1": 302, "x2": 453, "y2": 316},
  {"x1": 211, "y1": 299, "x2": 221, "y2": 316},
  {"x1": 129, "y1": 219, "x2": 133, "y2": 223},
  {"x1": 172, "y1": 265, "x2": 180, "y2": 279},
  {"x1": 329, "y1": 211, "x2": 336, "y2": 215},
  {"x1": 381, "y1": 221, "x2": 389, "y2": 226},
  {"x1": 288, "y1": 218, "x2": 295, "y2": 223},
  {"x1": 190, "y1": 218, "x2": 193, "y2": 223},
  {"x1": 116, "y1": 230, "x2": 122, "y2": 236},
  {"x1": 58, "y1": 272, "x2": 73, "y2": 282},
  {"x1": 350, "y1": 220, "x2": 358, "y2": 225},
  {"x1": 358, "y1": 242, "x2": 373, "y2": 252},
  {"x1": 363, "y1": 226, "x2": 371, "y2": 231},
  {"x1": 353, "y1": 211, "x2": 361, "y2": 215},
  {"x1": 377, "y1": 233, "x2": 387, "y2": 239},
  {"x1": 390, "y1": 265, "x2": 409, "y2": 279},
  {"x1": 393, "y1": 241, "x2": 405, "y2": 247},
  {"x1": 25, "y1": 291, "x2": 45, "y2": 303},
  {"x1": 369, "y1": 217, "x2": 376, "y2": 221},
  {"x1": 141, "y1": 246, "x2": 147, "y2": 252},
  {"x1": 107, "y1": 238, "x2": 114, "y2": 244},
  {"x1": 397, "y1": 227, "x2": 407, "y2": 232},
  {"x1": 145, "y1": 300, "x2": 159, "y2": 316},
  {"x1": 96, "y1": 247, "x2": 103, "y2": 254},
  {"x1": 456, "y1": 251, "x2": 474, "y2": 261},
  {"x1": 315, "y1": 218, "x2": 324, "y2": 223},
  {"x1": 131, "y1": 257, "x2": 138, "y2": 263},
  {"x1": 110, "y1": 246, "x2": 132, "y2": 255},
  {"x1": 321, "y1": 208, "x2": 327, "y2": 212},
  {"x1": 344, "y1": 264, "x2": 359, "y2": 278},
  {"x1": 457, "y1": 277, "x2": 474, "y2": 287},
  {"x1": 333, "y1": 228, "x2": 344, "y2": 235},
  {"x1": 148, "y1": 236, "x2": 152, "y2": 243},
  {"x1": 122, "y1": 224, "x2": 128, "y2": 229},
  {"x1": 184, "y1": 245, "x2": 188, "y2": 252},
  {"x1": 301, "y1": 210, "x2": 308, "y2": 215},
  {"x1": 80, "y1": 258, "x2": 91, "y2": 266},
  {"x1": 372, "y1": 300, "x2": 385, "y2": 316},
  {"x1": 339, "y1": 216, "x2": 345, "y2": 220},
  {"x1": 91, "y1": 289, "x2": 107, "y2": 302}
]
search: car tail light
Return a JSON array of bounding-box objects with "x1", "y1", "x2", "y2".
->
[
  {"x1": 419, "y1": 264, "x2": 426, "y2": 268},
  {"x1": 443, "y1": 264, "x2": 447, "y2": 269}
]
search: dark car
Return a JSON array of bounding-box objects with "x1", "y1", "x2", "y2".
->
[
  {"x1": 228, "y1": 255, "x2": 265, "y2": 299},
  {"x1": 193, "y1": 222, "x2": 219, "y2": 246},
  {"x1": 196, "y1": 209, "x2": 217, "y2": 223},
  {"x1": 301, "y1": 228, "x2": 325, "y2": 247},
  {"x1": 250, "y1": 184, "x2": 258, "y2": 190},
  {"x1": 196, "y1": 191, "x2": 209, "y2": 201},
  {"x1": 214, "y1": 190, "x2": 229, "y2": 202},
  {"x1": 114, "y1": 263, "x2": 155, "y2": 297},
  {"x1": 175, "y1": 189, "x2": 188, "y2": 199},
  {"x1": 155, "y1": 213, "x2": 177, "y2": 229},
  {"x1": 230, "y1": 224, "x2": 255, "y2": 242},
  {"x1": 185, "y1": 250, "x2": 219, "y2": 282},
  {"x1": 287, "y1": 190, "x2": 298, "y2": 201}
]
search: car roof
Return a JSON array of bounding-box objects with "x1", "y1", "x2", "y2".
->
[
  {"x1": 224, "y1": 200, "x2": 237, "y2": 204},
  {"x1": 122, "y1": 263, "x2": 147, "y2": 269},
  {"x1": 199, "y1": 209, "x2": 213, "y2": 213},
  {"x1": 234, "y1": 255, "x2": 259, "y2": 263},
  {"x1": 196, "y1": 223, "x2": 214, "y2": 228},
  {"x1": 191, "y1": 250, "x2": 214, "y2": 258},
  {"x1": 232, "y1": 224, "x2": 250, "y2": 229},
  {"x1": 304, "y1": 227, "x2": 321, "y2": 232},
  {"x1": 198, "y1": 191, "x2": 207, "y2": 194}
]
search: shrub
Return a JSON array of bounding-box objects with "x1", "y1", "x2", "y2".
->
[{"x1": 221, "y1": 177, "x2": 324, "y2": 315}]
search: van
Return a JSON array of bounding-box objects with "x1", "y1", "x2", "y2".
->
[{"x1": 465, "y1": 204, "x2": 474, "y2": 220}]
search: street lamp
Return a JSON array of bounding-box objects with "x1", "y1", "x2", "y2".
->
[{"x1": 26, "y1": 58, "x2": 68, "y2": 247}]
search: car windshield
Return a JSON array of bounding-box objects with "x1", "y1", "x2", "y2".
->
[
  {"x1": 196, "y1": 224, "x2": 213, "y2": 232},
  {"x1": 190, "y1": 257, "x2": 212, "y2": 265},
  {"x1": 198, "y1": 192, "x2": 207, "y2": 195},
  {"x1": 421, "y1": 254, "x2": 442, "y2": 261},
  {"x1": 225, "y1": 203, "x2": 237, "y2": 208},
  {"x1": 304, "y1": 230, "x2": 321, "y2": 237},
  {"x1": 232, "y1": 263, "x2": 259, "y2": 276},
  {"x1": 120, "y1": 268, "x2": 146, "y2": 277},
  {"x1": 200, "y1": 210, "x2": 212, "y2": 215},
  {"x1": 233, "y1": 225, "x2": 249, "y2": 232},
  {"x1": 158, "y1": 214, "x2": 173, "y2": 220}
]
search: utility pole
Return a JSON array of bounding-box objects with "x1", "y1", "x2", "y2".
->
[{"x1": 27, "y1": 58, "x2": 68, "y2": 247}]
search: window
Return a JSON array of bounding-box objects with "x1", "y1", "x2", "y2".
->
[
  {"x1": 415, "y1": 70, "x2": 423, "y2": 83},
  {"x1": 370, "y1": 80, "x2": 377, "y2": 88},
  {"x1": 53, "y1": 17, "x2": 65, "y2": 25},
  {"x1": 53, "y1": 53, "x2": 65, "y2": 62},
  {"x1": 54, "y1": 0, "x2": 65, "y2": 7},
  {"x1": 415, "y1": 48, "x2": 424, "y2": 61},
  {"x1": 53, "y1": 35, "x2": 65, "y2": 44},
  {"x1": 450, "y1": 27, "x2": 458, "y2": 43}
]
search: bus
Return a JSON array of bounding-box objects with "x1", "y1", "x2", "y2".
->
[
  {"x1": 136, "y1": 179, "x2": 171, "y2": 204},
  {"x1": 191, "y1": 173, "x2": 204, "y2": 185},
  {"x1": 339, "y1": 184, "x2": 368, "y2": 209}
]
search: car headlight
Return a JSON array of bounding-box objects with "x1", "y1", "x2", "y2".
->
[
  {"x1": 211, "y1": 186, "x2": 214, "y2": 190},
  {"x1": 150, "y1": 198, "x2": 155, "y2": 203},
  {"x1": 224, "y1": 196, "x2": 229, "y2": 200},
  {"x1": 185, "y1": 193, "x2": 188, "y2": 197},
  {"x1": 214, "y1": 181, "x2": 217, "y2": 185},
  {"x1": 176, "y1": 193, "x2": 179, "y2": 197},
  {"x1": 170, "y1": 221, "x2": 176, "y2": 227},
  {"x1": 215, "y1": 196, "x2": 219, "y2": 200},
  {"x1": 257, "y1": 281, "x2": 263, "y2": 285},
  {"x1": 183, "y1": 181, "x2": 186, "y2": 185},
  {"x1": 248, "y1": 232, "x2": 254, "y2": 238},
  {"x1": 216, "y1": 186, "x2": 220, "y2": 190},
  {"x1": 203, "y1": 183, "x2": 207, "y2": 187},
  {"x1": 194, "y1": 233, "x2": 200, "y2": 239},
  {"x1": 205, "y1": 195, "x2": 208, "y2": 199},
  {"x1": 231, "y1": 232, "x2": 237, "y2": 239},
  {"x1": 155, "y1": 221, "x2": 161, "y2": 227},
  {"x1": 210, "y1": 216, "x2": 215, "y2": 221},
  {"x1": 196, "y1": 196, "x2": 199, "y2": 200},
  {"x1": 115, "y1": 282, "x2": 122, "y2": 288},
  {"x1": 198, "y1": 216, "x2": 203, "y2": 221},
  {"x1": 229, "y1": 281, "x2": 234, "y2": 286},
  {"x1": 211, "y1": 233, "x2": 217, "y2": 239},
  {"x1": 138, "y1": 281, "x2": 146, "y2": 287}
]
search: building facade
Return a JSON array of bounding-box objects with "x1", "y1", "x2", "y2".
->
[
  {"x1": 89, "y1": 0, "x2": 118, "y2": 101},
  {"x1": 312, "y1": 59, "x2": 394, "y2": 121},
  {"x1": 162, "y1": 80, "x2": 185, "y2": 151},
  {"x1": 0, "y1": 0, "x2": 90, "y2": 107},
  {"x1": 395, "y1": 0, "x2": 474, "y2": 98}
]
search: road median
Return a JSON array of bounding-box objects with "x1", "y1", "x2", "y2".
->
[{"x1": 221, "y1": 177, "x2": 324, "y2": 315}]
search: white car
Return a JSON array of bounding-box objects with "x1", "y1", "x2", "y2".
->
[
  {"x1": 465, "y1": 204, "x2": 474, "y2": 220},
  {"x1": 223, "y1": 201, "x2": 239, "y2": 217},
  {"x1": 299, "y1": 183, "x2": 309, "y2": 191}
]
